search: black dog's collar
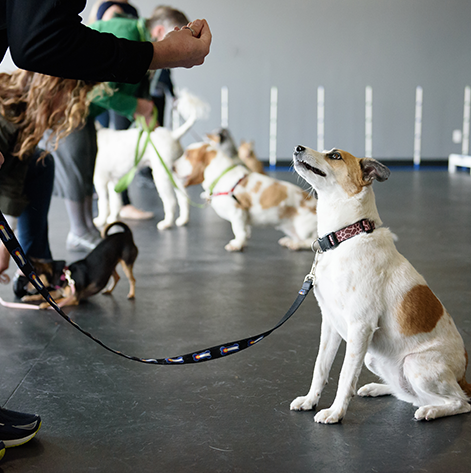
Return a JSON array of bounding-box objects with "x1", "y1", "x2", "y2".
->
[{"x1": 313, "y1": 219, "x2": 375, "y2": 253}]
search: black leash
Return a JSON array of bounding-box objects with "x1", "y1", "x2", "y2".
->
[{"x1": 0, "y1": 210, "x2": 314, "y2": 365}]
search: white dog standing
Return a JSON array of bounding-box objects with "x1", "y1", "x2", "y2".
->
[
  {"x1": 290, "y1": 145, "x2": 471, "y2": 423},
  {"x1": 93, "y1": 90, "x2": 208, "y2": 230},
  {"x1": 174, "y1": 142, "x2": 318, "y2": 251}
]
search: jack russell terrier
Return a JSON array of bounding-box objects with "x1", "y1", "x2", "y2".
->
[
  {"x1": 173, "y1": 142, "x2": 318, "y2": 252},
  {"x1": 290, "y1": 145, "x2": 471, "y2": 423},
  {"x1": 93, "y1": 90, "x2": 209, "y2": 231}
]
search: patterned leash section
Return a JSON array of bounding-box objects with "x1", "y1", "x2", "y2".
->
[{"x1": 0, "y1": 211, "x2": 313, "y2": 365}]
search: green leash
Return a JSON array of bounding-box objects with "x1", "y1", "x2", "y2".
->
[
  {"x1": 208, "y1": 164, "x2": 238, "y2": 196},
  {"x1": 114, "y1": 108, "x2": 204, "y2": 208}
]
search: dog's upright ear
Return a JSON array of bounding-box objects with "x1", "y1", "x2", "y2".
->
[{"x1": 360, "y1": 158, "x2": 390, "y2": 183}]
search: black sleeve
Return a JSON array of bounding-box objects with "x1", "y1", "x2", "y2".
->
[{"x1": 5, "y1": 0, "x2": 153, "y2": 84}]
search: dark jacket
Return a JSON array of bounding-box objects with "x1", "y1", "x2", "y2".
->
[{"x1": 0, "y1": 0, "x2": 153, "y2": 83}]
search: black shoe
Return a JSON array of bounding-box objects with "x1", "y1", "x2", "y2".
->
[
  {"x1": 0, "y1": 408, "x2": 41, "y2": 447},
  {"x1": 0, "y1": 441, "x2": 5, "y2": 460},
  {"x1": 12, "y1": 274, "x2": 29, "y2": 298}
]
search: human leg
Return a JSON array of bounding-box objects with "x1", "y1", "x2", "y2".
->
[
  {"x1": 16, "y1": 151, "x2": 54, "y2": 260},
  {"x1": 47, "y1": 118, "x2": 102, "y2": 251}
]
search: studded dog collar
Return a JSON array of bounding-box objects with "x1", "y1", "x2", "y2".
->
[{"x1": 313, "y1": 219, "x2": 375, "y2": 253}]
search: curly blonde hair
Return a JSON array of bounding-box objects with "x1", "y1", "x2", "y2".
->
[{"x1": 0, "y1": 69, "x2": 99, "y2": 160}]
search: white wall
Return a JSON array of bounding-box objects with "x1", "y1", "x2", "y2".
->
[{"x1": 6, "y1": 1, "x2": 471, "y2": 161}]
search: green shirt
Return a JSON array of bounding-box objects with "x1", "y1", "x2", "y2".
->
[{"x1": 88, "y1": 17, "x2": 151, "y2": 120}]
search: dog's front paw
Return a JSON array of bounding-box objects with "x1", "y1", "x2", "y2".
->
[
  {"x1": 290, "y1": 395, "x2": 317, "y2": 411},
  {"x1": 224, "y1": 240, "x2": 244, "y2": 252},
  {"x1": 38, "y1": 301, "x2": 50, "y2": 310},
  {"x1": 157, "y1": 219, "x2": 173, "y2": 231},
  {"x1": 357, "y1": 383, "x2": 392, "y2": 397},
  {"x1": 314, "y1": 407, "x2": 345, "y2": 424}
]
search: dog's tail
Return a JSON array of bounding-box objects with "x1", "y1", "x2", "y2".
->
[
  {"x1": 171, "y1": 89, "x2": 210, "y2": 141},
  {"x1": 458, "y1": 350, "x2": 471, "y2": 399},
  {"x1": 458, "y1": 377, "x2": 471, "y2": 398},
  {"x1": 101, "y1": 221, "x2": 133, "y2": 239}
]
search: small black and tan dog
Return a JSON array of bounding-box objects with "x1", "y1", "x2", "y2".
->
[{"x1": 22, "y1": 221, "x2": 138, "y2": 309}]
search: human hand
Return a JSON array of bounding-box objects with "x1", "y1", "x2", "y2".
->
[{"x1": 149, "y1": 19, "x2": 212, "y2": 70}]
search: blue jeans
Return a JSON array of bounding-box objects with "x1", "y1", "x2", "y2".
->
[{"x1": 17, "y1": 151, "x2": 54, "y2": 260}]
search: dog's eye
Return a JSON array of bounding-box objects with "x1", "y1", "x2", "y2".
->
[{"x1": 329, "y1": 152, "x2": 342, "y2": 160}]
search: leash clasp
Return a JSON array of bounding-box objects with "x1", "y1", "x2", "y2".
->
[{"x1": 304, "y1": 249, "x2": 321, "y2": 287}]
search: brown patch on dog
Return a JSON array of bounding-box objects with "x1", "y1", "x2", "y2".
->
[
  {"x1": 300, "y1": 191, "x2": 317, "y2": 214},
  {"x1": 252, "y1": 181, "x2": 262, "y2": 193},
  {"x1": 184, "y1": 144, "x2": 217, "y2": 187},
  {"x1": 260, "y1": 182, "x2": 288, "y2": 209},
  {"x1": 324, "y1": 150, "x2": 370, "y2": 197},
  {"x1": 396, "y1": 285, "x2": 444, "y2": 336},
  {"x1": 235, "y1": 192, "x2": 252, "y2": 210},
  {"x1": 279, "y1": 205, "x2": 298, "y2": 219}
]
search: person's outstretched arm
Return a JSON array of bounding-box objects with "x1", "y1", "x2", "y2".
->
[{"x1": 5, "y1": 1, "x2": 211, "y2": 84}]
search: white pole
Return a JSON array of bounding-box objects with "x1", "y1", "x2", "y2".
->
[
  {"x1": 221, "y1": 86, "x2": 229, "y2": 128},
  {"x1": 317, "y1": 86, "x2": 325, "y2": 152},
  {"x1": 269, "y1": 86, "x2": 278, "y2": 166},
  {"x1": 413, "y1": 86, "x2": 423, "y2": 166},
  {"x1": 365, "y1": 86, "x2": 373, "y2": 158},
  {"x1": 462, "y1": 86, "x2": 470, "y2": 155}
]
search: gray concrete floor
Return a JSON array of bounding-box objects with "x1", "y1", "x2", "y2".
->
[{"x1": 0, "y1": 167, "x2": 471, "y2": 472}]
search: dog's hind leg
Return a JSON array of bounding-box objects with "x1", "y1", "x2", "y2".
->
[
  {"x1": 403, "y1": 352, "x2": 471, "y2": 420},
  {"x1": 277, "y1": 220, "x2": 314, "y2": 251},
  {"x1": 290, "y1": 319, "x2": 342, "y2": 412},
  {"x1": 102, "y1": 269, "x2": 120, "y2": 295},
  {"x1": 153, "y1": 171, "x2": 177, "y2": 230},
  {"x1": 119, "y1": 260, "x2": 136, "y2": 299},
  {"x1": 174, "y1": 178, "x2": 190, "y2": 227}
]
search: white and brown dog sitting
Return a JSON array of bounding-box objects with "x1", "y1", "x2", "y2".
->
[
  {"x1": 93, "y1": 90, "x2": 209, "y2": 231},
  {"x1": 174, "y1": 142, "x2": 318, "y2": 252},
  {"x1": 290, "y1": 145, "x2": 471, "y2": 423}
]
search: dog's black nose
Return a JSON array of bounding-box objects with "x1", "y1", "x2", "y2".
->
[{"x1": 294, "y1": 145, "x2": 305, "y2": 155}]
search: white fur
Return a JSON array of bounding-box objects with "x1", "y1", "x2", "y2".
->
[
  {"x1": 174, "y1": 143, "x2": 318, "y2": 252},
  {"x1": 93, "y1": 90, "x2": 208, "y2": 230},
  {"x1": 290, "y1": 146, "x2": 470, "y2": 423}
]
